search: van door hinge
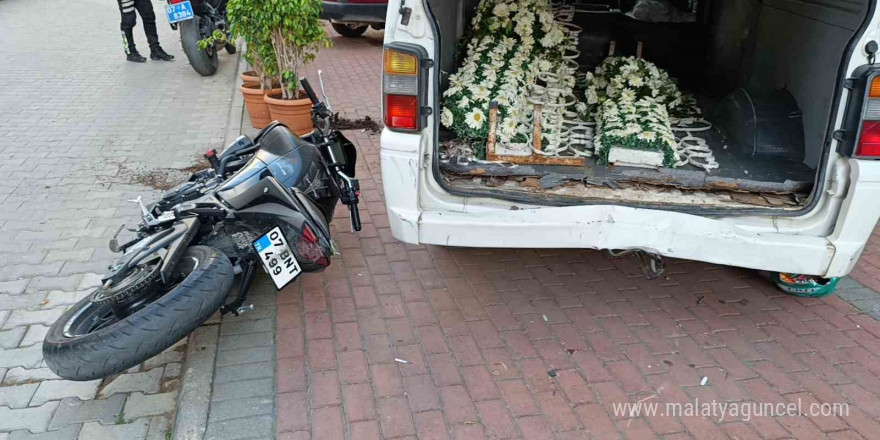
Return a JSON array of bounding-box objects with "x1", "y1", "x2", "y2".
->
[
  {"x1": 422, "y1": 153, "x2": 430, "y2": 168},
  {"x1": 399, "y1": 0, "x2": 412, "y2": 26}
]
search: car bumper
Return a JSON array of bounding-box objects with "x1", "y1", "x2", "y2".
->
[{"x1": 322, "y1": 1, "x2": 387, "y2": 23}]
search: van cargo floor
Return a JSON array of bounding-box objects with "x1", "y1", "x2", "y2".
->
[{"x1": 440, "y1": 127, "x2": 815, "y2": 194}]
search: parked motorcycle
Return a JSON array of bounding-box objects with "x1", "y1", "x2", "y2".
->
[
  {"x1": 43, "y1": 76, "x2": 362, "y2": 381},
  {"x1": 165, "y1": 0, "x2": 235, "y2": 76}
]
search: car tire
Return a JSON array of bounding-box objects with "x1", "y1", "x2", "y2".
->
[{"x1": 332, "y1": 23, "x2": 369, "y2": 38}]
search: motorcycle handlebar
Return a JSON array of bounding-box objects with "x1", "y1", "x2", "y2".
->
[
  {"x1": 300, "y1": 78, "x2": 319, "y2": 105},
  {"x1": 349, "y1": 205, "x2": 362, "y2": 232}
]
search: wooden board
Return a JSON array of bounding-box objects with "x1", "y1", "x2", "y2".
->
[{"x1": 486, "y1": 103, "x2": 585, "y2": 166}]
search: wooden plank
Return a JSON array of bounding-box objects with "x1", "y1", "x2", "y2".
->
[
  {"x1": 486, "y1": 153, "x2": 585, "y2": 166},
  {"x1": 487, "y1": 101, "x2": 498, "y2": 154},
  {"x1": 532, "y1": 104, "x2": 543, "y2": 152}
]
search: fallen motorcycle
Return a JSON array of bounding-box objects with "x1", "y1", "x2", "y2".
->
[{"x1": 43, "y1": 76, "x2": 361, "y2": 380}]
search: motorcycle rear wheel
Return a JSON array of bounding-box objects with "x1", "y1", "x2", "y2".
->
[
  {"x1": 179, "y1": 15, "x2": 219, "y2": 76},
  {"x1": 43, "y1": 246, "x2": 234, "y2": 381}
]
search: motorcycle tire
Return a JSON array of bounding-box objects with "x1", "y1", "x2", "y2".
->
[
  {"x1": 179, "y1": 15, "x2": 219, "y2": 76},
  {"x1": 43, "y1": 246, "x2": 234, "y2": 381},
  {"x1": 331, "y1": 23, "x2": 368, "y2": 38}
]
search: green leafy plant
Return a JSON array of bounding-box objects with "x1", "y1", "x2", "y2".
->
[
  {"x1": 228, "y1": 0, "x2": 279, "y2": 90},
  {"x1": 197, "y1": 30, "x2": 228, "y2": 51},
  {"x1": 230, "y1": 0, "x2": 329, "y2": 99}
]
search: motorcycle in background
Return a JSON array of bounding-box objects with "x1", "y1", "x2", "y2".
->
[
  {"x1": 43, "y1": 75, "x2": 362, "y2": 380},
  {"x1": 165, "y1": 0, "x2": 235, "y2": 76}
]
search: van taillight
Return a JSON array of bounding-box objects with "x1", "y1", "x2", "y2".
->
[
  {"x1": 383, "y1": 45, "x2": 429, "y2": 132},
  {"x1": 840, "y1": 71, "x2": 880, "y2": 158}
]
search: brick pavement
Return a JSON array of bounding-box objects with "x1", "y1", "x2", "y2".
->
[
  {"x1": 270, "y1": 25, "x2": 880, "y2": 440},
  {"x1": 0, "y1": 0, "x2": 239, "y2": 438}
]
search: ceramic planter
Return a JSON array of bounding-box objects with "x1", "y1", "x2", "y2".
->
[
  {"x1": 263, "y1": 92, "x2": 314, "y2": 136},
  {"x1": 240, "y1": 84, "x2": 279, "y2": 129}
]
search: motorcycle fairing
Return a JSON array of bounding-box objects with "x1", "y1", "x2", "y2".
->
[{"x1": 103, "y1": 217, "x2": 201, "y2": 285}]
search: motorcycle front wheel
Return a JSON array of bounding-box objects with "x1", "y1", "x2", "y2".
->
[
  {"x1": 179, "y1": 15, "x2": 219, "y2": 76},
  {"x1": 43, "y1": 246, "x2": 233, "y2": 381}
]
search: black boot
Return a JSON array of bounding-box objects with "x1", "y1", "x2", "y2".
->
[
  {"x1": 150, "y1": 46, "x2": 175, "y2": 61},
  {"x1": 127, "y1": 50, "x2": 147, "y2": 63}
]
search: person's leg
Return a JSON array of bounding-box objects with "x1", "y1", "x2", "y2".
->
[
  {"x1": 133, "y1": 0, "x2": 174, "y2": 60},
  {"x1": 117, "y1": 0, "x2": 145, "y2": 62}
]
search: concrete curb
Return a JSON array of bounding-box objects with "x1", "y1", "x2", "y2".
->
[
  {"x1": 172, "y1": 42, "x2": 246, "y2": 440},
  {"x1": 223, "y1": 42, "x2": 248, "y2": 148},
  {"x1": 173, "y1": 325, "x2": 220, "y2": 440}
]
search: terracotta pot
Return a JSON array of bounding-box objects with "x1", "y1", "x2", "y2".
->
[
  {"x1": 241, "y1": 70, "x2": 260, "y2": 87},
  {"x1": 264, "y1": 92, "x2": 314, "y2": 136},
  {"x1": 240, "y1": 84, "x2": 279, "y2": 129}
]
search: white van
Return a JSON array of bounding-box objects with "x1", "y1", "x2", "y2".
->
[{"x1": 379, "y1": 0, "x2": 880, "y2": 278}]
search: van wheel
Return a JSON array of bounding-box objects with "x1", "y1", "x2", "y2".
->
[
  {"x1": 773, "y1": 272, "x2": 840, "y2": 298},
  {"x1": 332, "y1": 23, "x2": 368, "y2": 38}
]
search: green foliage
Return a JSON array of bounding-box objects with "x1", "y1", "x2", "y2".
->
[
  {"x1": 197, "y1": 30, "x2": 228, "y2": 51},
  {"x1": 228, "y1": 0, "x2": 328, "y2": 98}
]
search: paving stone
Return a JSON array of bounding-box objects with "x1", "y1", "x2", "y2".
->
[
  {"x1": 0, "y1": 344, "x2": 43, "y2": 369},
  {"x1": 213, "y1": 360, "x2": 273, "y2": 384},
  {"x1": 123, "y1": 391, "x2": 177, "y2": 420},
  {"x1": 0, "y1": 279, "x2": 29, "y2": 295},
  {"x1": 0, "y1": 326, "x2": 26, "y2": 349},
  {"x1": 163, "y1": 363, "x2": 181, "y2": 379},
  {"x1": 20, "y1": 325, "x2": 50, "y2": 347},
  {"x1": 26, "y1": 275, "x2": 83, "y2": 293},
  {"x1": 0, "y1": 402, "x2": 60, "y2": 433},
  {"x1": 145, "y1": 416, "x2": 169, "y2": 440},
  {"x1": 98, "y1": 368, "x2": 162, "y2": 398},
  {"x1": 8, "y1": 425, "x2": 80, "y2": 440},
  {"x1": 214, "y1": 346, "x2": 274, "y2": 367},
  {"x1": 41, "y1": 291, "x2": 91, "y2": 309},
  {"x1": 76, "y1": 419, "x2": 149, "y2": 440},
  {"x1": 0, "y1": 310, "x2": 8, "y2": 327},
  {"x1": 30, "y1": 380, "x2": 101, "y2": 406},
  {"x1": 75, "y1": 274, "x2": 103, "y2": 291},
  {"x1": 0, "y1": 383, "x2": 39, "y2": 408},
  {"x1": 142, "y1": 349, "x2": 184, "y2": 370},
  {"x1": 204, "y1": 415, "x2": 273, "y2": 440},
  {"x1": 3, "y1": 368, "x2": 60, "y2": 385},
  {"x1": 208, "y1": 396, "x2": 274, "y2": 423},
  {"x1": 3, "y1": 308, "x2": 67, "y2": 329},
  {"x1": 211, "y1": 378, "x2": 274, "y2": 402},
  {"x1": 0, "y1": 293, "x2": 47, "y2": 312},
  {"x1": 47, "y1": 395, "x2": 126, "y2": 431}
]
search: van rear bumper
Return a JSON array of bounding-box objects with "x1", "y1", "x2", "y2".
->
[
  {"x1": 381, "y1": 139, "x2": 880, "y2": 278},
  {"x1": 388, "y1": 200, "x2": 835, "y2": 277}
]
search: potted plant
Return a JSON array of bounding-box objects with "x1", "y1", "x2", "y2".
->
[
  {"x1": 228, "y1": 0, "x2": 280, "y2": 129},
  {"x1": 258, "y1": 0, "x2": 329, "y2": 135}
]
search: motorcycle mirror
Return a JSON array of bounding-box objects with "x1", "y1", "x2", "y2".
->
[
  {"x1": 109, "y1": 223, "x2": 125, "y2": 253},
  {"x1": 318, "y1": 70, "x2": 332, "y2": 112}
]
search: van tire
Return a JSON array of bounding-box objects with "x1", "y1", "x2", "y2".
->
[{"x1": 332, "y1": 23, "x2": 368, "y2": 38}]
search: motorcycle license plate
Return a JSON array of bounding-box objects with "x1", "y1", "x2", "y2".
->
[
  {"x1": 165, "y1": 1, "x2": 194, "y2": 24},
  {"x1": 253, "y1": 226, "x2": 302, "y2": 289}
]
